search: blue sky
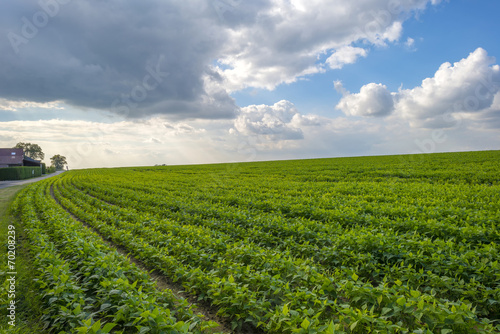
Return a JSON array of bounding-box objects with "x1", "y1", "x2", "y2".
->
[
  {"x1": 232, "y1": 0, "x2": 500, "y2": 117},
  {"x1": 0, "y1": 0, "x2": 499, "y2": 168}
]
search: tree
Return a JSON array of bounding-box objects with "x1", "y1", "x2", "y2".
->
[
  {"x1": 50, "y1": 155, "x2": 67, "y2": 170},
  {"x1": 14, "y1": 142, "x2": 45, "y2": 160}
]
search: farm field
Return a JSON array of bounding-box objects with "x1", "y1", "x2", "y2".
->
[{"x1": 2, "y1": 150, "x2": 500, "y2": 333}]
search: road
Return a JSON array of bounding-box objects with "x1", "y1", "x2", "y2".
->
[{"x1": 0, "y1": 171, "x2": 66, "y2": 189}]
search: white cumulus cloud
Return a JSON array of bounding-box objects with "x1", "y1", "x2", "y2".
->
[
  {"x1": 326, "y1": 46, "x2": 368, "y2": 70},
  {"x1": 217, "y1": 0, "x2": 441, "y2": 91},
  {"x1": 335, "y1": 48, "x2": 500, "y2": 128},
  {"x1": 233, "y1": 100, "x2": 303, "y2": 140},
  {"x1": 232, "y1": 100, "x2": 324, "y2": 141},
  {"x1": 396, "y1": 47, "x2": 500, "y2": 127},
  {"x1": 405, "y1": 37, "x2": 415, "y2": 47},
  {"x1": 335, "y1": 82, "x2": 395, "y2": 117}
]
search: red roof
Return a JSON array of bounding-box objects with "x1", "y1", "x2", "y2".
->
[{"x1": 0, "y1": 148, "x2": 24, "y2": 165}]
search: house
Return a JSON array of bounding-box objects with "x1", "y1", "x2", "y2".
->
[{"x1": 0, "y1": 148, "x2": 42, "y2": 168}]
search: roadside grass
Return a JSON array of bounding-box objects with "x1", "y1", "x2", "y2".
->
[{"x1": 0, "y1": 185, "x2": 48, "y2": 333}]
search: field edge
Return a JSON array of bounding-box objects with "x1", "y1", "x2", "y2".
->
[{"x1": 0, "y1": 185, "x2": 49, "y2": 333}]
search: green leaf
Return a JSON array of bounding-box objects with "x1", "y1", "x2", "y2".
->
[
  {"x1": 138, "y1": 327, "x2": 151, "y2": 334},
  {"x1": 350, "y1": 321, "x2": 359, "y2": 331},
  {"x1": 396, "y1": 297, "x2": 406, "y2": 307},
  {"x1": 325, "y1": 321, "x2": 335, "y2": 334},
  {"x1": 283, "y1": 303, "x2": 289, "y2": 316},
  {"x1": 100, "y1": 303, "x2": 112, "y2": 311},
  {"x1": 381, "y1": 307, "x2": 392, "y2": 315},
  {"x1": 92, "y1": 320, "x2": 101, "y2": 332},
  {"x1": 231, "y1": 321, "x2": 239, "y2": 330},
  {"x1": 301, "y1": 318, "x2": 310, "y2": 330},
  {"x1": 441, "y1": 329, "x2": 452, "y2": 334},
  {"x1": 73, "y1": 304, "x2": 81, "y2": 315},
  {"x1": 102, "y1": 323, "x2": 117, "y2": 333},
  {"x1": 410, "y1": 290, "x2": 420, "y2": 298},
  {"x1": 352, "y1": 273, "x2": 359, "y2": 281}
]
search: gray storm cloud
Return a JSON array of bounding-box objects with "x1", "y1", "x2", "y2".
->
[
  {"x1": 0, "y1": 0, "x2": 442, "y2": 120},
  {"x1": 0, "y1": 0, "x2": 244, "y2": 119}
]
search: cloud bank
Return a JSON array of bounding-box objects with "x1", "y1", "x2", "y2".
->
[
  {"x1": 215, "y1": 0, "x2": 433, "y2": 91},
  {"x1": 0, "y1": 0, "x2": 239, "y2": 119},
  {"x1": 3, "y1": 0, "x2": 498, "y2": 168},
  {"x1": 335, "y1": 48, "x2": 500, "y2": 128},
  {"x1": 0, "y1": 0, "x2": 442, "y2": 119}
]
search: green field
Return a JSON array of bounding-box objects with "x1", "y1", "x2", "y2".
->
[{"x1": 2, "y1": 151, "x2": 500, "y2": 333}]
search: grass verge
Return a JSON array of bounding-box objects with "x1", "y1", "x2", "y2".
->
[{"x1": 0, "y1": 185, "x2": 48, "y2": 333}]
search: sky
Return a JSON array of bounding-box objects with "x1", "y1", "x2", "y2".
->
[{"x1": 0, "y1": 0, "x2": 499, "y2": 168}]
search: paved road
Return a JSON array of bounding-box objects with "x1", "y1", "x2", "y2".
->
[{"x1": 0, "y1": 171, "x2": 66, "y2": 189}]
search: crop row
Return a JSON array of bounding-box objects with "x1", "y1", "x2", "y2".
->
[
  {"x1": 51, "y1": 172, "x2": 496, "y2": 333},
  {"x1": 66, "y1": 174, "x2": 500, "y2": 320},
  {"x1": 11, "y1": 179, "x2": 219, "y2": 333}
]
